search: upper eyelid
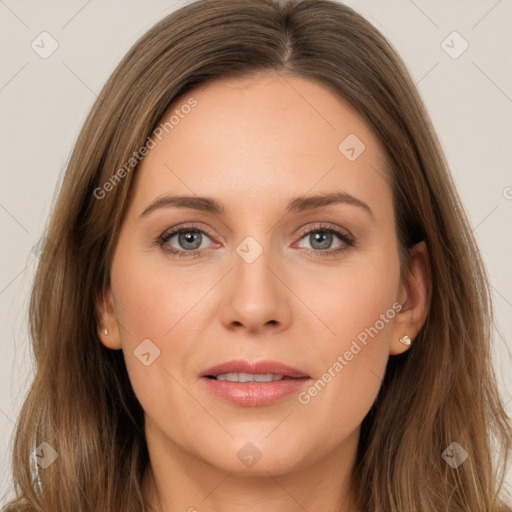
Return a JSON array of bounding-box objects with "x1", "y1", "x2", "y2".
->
[
  {"x1": 296, "y1": 222, "x2": 351, "y2": 237},
  {"x1": 161, "y1": 223, "x2": 215, "y2": 241}
]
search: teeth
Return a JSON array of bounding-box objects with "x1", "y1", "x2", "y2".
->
[{"x1": 215, "y1": 372, "x2": 285, "y2": 383}]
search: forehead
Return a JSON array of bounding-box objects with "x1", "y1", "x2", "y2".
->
[{"x1": 132, "y1": 72, "x2": 390, "y2": 216}]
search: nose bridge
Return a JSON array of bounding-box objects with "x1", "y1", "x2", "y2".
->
[
  {"x1": 229, "y1": 207, "x2": 277, "y2": 274},
  {"x1": 220, "y1": 229, "x2": 289, "y2": 330},
  {"x1": 233, "y1": 231, "x2": 278, "y2": 297}
]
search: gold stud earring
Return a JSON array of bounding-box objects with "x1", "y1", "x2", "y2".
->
[{"x1": 399, "y1": 335, "x2": 411, "y2": 346}]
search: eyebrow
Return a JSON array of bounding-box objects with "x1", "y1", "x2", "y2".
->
[{"x1": 139, "y1": 191, "x2": 373, "y2": 218}]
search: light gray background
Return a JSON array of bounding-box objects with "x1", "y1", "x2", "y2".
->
[{"x1": 1, "y1": 0, "x2": 511, "y2": 504}]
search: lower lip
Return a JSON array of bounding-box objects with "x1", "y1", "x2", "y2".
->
[{"x1": 201, "y1": 377, "x2": 311, "y2": 407}]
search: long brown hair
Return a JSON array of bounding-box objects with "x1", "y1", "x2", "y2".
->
[{"x1": 4, "y1": 0, "x2": 511, "y2": 510}]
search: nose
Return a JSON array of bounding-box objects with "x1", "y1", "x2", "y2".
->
[{"x1": 219, "y1": 237, "x2": 291, "y2": 334}]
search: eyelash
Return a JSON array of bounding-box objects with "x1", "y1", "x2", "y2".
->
[{"x1": 156, "y1": 222, "x2": 355, "y2": 259}]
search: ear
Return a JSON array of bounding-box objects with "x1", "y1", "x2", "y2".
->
[
  {"x1": 390, "y1": 241, "x2": 431, "y2": 355},
  {"x1": 96, "y1": 288, "x2": 122, "y2": 350}
]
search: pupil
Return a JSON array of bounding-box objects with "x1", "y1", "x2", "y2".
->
[
  {"x1": 312, "y1": 231, "x2": 332, "y2": 250},
  {"x1": 180, "y1": 230, "x2": 201, "y2": 249}
]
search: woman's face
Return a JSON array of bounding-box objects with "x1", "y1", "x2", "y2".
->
[{"x1": 100, "y1": 72, "x2": 421, "y2": 477}]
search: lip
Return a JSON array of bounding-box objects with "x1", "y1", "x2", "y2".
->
[{"x1": 200, "y1": 359, "x2": 311, "y2": 407}]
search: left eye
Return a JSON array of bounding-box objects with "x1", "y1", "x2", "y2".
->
[
  {"x1": 159, "y1": 228, "x2": 211, "y2": 253},
  {"x1": 296, "y1": 229, "x2": 346, "y2": 251}
]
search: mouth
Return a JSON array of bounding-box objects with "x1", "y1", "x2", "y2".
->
[
  {"x1": 200, "y1": 359, "x2": 311, "y2": 407},
  {"x1": 205, "y1": 373, "x2": 301, "y2": 382},
  {"x1": 200, "y1": 359, "x2": 310, "y2": 380}
]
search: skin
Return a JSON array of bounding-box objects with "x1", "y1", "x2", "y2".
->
[{"x1": 98, "y1": 71, "x2": 430, "y2": 512}]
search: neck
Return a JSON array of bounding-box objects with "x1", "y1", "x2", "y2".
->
[{"x1": 142, "y1": 424, "x2": 362, "y2": 512}]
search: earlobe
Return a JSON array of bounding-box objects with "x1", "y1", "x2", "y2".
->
[
  {"x1": 96, "y1": 289, "x2": 122, "y2": 350},
  {"x1": 390, "y1": 241, "x2": 431, "y2": 355}
]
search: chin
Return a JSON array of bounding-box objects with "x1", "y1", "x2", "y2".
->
[{"x1": 197, "y1": 437, "x2": 310, "y2": 476}]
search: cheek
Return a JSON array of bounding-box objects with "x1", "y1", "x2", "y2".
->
[
  {"x1": 306, "y1": 244, "x2": 400, "y2": 358},
  {"x1": 330, "y1": 264, "x2": 398, "y2": 357},
  {"x1": 109, "y1": 245, "x2": 211, "y2": 409},
  {"x1": 110, "y1": 245, "x2": 200, "y2": 340},
  {"x1": 297, "y1": 244, "x2": 401, "y2": 425},
  {"x1": 109, "y1": 250, "x2": 198, "y2": 443}
]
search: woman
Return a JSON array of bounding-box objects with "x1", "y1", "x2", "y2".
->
[{"x1": 4, "y1": 0, "x2": 511, "y2": 511}]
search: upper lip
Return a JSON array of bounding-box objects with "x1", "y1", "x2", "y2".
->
[{"x1": 200, "y1": 359, "x2": 310, "y2": 379}]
